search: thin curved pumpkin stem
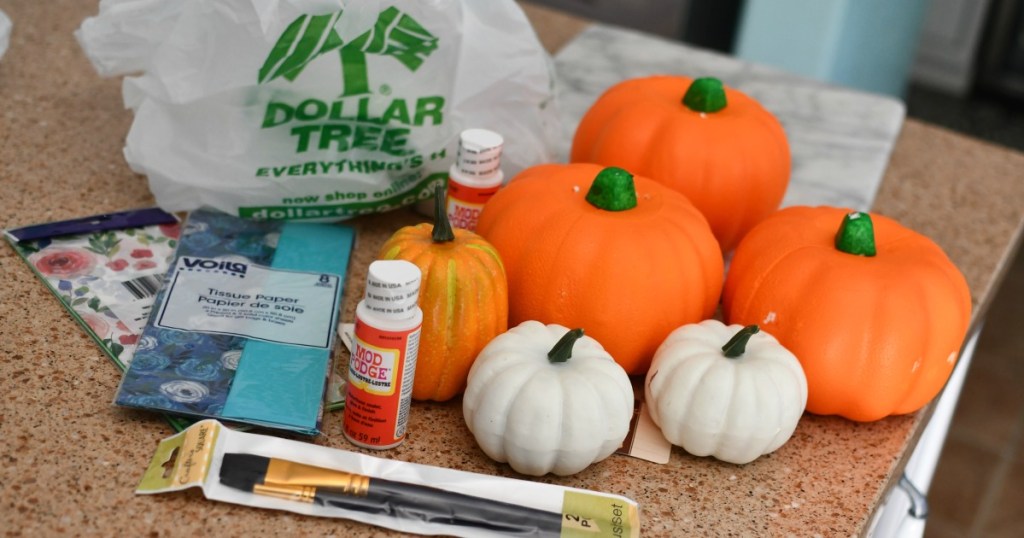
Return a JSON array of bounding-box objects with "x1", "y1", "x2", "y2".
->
[
  {"x1": 548, "y1": 328, "x2": 585, "y2": 363},
  {"x1": 722, "y1": 325, "x2": 759, "y2": 358},
  {"x1": 432, "y1": 184, "x2": 455, "y2": 243}
]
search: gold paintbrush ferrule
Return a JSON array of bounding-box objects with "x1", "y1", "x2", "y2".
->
[
  {"x1": 264, "y1": 459, "x2": 371, "y2": 496},
  {"x1": 252, "y1": 483, "x2": 317, "y2": 503}
]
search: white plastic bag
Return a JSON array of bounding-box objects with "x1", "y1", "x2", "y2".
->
[
  {"x1": 0, "y1": 8, "x2": 11, "y2": 61},
  {"x1": 76, "y1": 0, "x2": 560, "y2": 220}
]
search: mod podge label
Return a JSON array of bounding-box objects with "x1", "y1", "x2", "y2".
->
[
  {"x1": 155, "y1": 257, "x2": 340, "y2": 348},
  {"x1": 446, "y1": 182, "x2": 499, "y2": 231},
  {"x1": 349, "y1": 338, "x2": 399, "y2": 396},
  {"x1": 344, "y1": 317, "x2": 421, "y2": 448}
]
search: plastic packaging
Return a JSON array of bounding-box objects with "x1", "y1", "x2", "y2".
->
[
  {"x1": 113, "y1": 208, "x2": 356, "y2": 434},
  {"x1": 344, "y1": 260, "x2": 423, "y2": 449},
  {"x1": 4, "y1": 209, "x2": 191, "y2": 432},
  {"x1": 0, "y1": 9, "x2": 12, "y2": 62},
  {"x1": 139, "y1": 419, "x2": 641, "y2": 537},
  {"x1": 4, "y1": 208, "x2": 180, "y2": 369},
  {"x1": 75, "y1": 0, "x2": 560, "y2": 220},
  {"x1": 446, "y1": 128, "x2": 504, "y2": 231}
]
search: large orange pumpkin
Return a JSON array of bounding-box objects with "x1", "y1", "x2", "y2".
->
[
  {"x1": 722, "y1": 206, "x2": 972, "y2": 421},
  {"x1": 476, "y1": 164, "x2": 723, "y2": 374},
  {"x1": 571, "y1": 76, "x2": 790, "y2": 253},
  {"x1": 378, "y1": 186, "x2": 508, "y2": 401}
]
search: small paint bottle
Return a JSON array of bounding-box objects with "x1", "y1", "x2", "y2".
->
[
  {"x1": 445, "y1": 128, "x2": 504, "y2": 231},
  {"x1": 343, "y1": 260, "x2": 423, "y2": 450}
]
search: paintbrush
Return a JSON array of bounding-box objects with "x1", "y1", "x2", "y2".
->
[{"x1": 218, "y1": 453, "x2": 565, "y2": 536}]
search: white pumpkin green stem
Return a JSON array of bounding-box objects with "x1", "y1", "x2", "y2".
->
[
  {"x1": 683, "y1": 77, "x2": 727, "y2": 113},
  {"x1": 432, "y1": 184, "x2": 455, "y2": 243},
  {"x1": 548, "y1": 328, "x2": 586, "y2": 363},
  {"x1": 722, "y1": 325, "x2": 760, "y2": 358},
  {"x1": 834, "y1": 211, "x2": 876, "y2": 257},
  {"x1": 586, "y1": 167, "x2": 637, "y2": 212}
]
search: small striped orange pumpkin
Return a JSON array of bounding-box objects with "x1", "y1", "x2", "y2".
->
[{"x1": 378, "y1": 186, "x2": 508, "y2": 401}]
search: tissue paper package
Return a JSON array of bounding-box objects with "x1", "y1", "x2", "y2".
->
[
  {"x1": 114, "y1": 209, "x2": 355, "y2": 435},
  {"x1": 76, "y1": 0, "x2": 560, "y2": 220},
  {"x1": 5, "y1": 208, "x2": 181, "y2": 369}
]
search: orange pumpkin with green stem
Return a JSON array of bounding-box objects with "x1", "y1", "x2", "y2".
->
[
  {"x1": 722, "y1": 207, "x2": 972, "y2": 421},
  {"x1": 378, "y1": 185, "x2": 508, "y2": 401},
  {"x1": 571, "y1": 76, "x2": 790, "y2": 252},
  {"x1": 476, "y1": 164, "x2": 723, "y2": 374}
]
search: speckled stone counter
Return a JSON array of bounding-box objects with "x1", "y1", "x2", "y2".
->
[{"x1": 2, "y1": 2, "x2": 1023, "y2": 537}]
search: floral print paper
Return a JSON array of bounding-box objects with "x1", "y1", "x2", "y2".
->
[{"x1": 10, "y1": 221, "x2": 181, "y2": 368}]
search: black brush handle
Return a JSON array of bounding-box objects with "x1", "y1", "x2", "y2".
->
[
  {"x1": 218, "y1": 453, "x2": 565, "y2": 536},
  {"x1": 316, "y1": 477, "x2": 564, "y2": 537}
]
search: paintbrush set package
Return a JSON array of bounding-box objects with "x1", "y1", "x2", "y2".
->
[
  {"x1": 113, "y1": 208, "x2": 355, "y2": 435},
  {"x1": 139, "y1": 420, "x2": 640, "y2": 537}
]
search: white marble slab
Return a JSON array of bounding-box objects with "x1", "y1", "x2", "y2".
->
[{"x1": 552, "y1": 25, "x2": 906, "y2": 211}]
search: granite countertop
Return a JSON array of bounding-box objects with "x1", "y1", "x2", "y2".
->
[{"x1": 2, "y1": 2, "x2": 1024, "y2": 536}]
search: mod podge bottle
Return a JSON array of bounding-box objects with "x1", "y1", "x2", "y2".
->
[
  {"x1": 343, "y1": 260, "x2": 422, "y2": 450},
  {"x1": 445, "y1": 128, "x2": 504, "y2": 231}
]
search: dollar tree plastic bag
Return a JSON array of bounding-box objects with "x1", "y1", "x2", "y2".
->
[{"x1": 76, "y1": 0, "x2": 560, "y2": 220}]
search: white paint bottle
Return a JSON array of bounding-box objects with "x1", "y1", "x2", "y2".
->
[
  {"x1": 445, "y1": 128, "x2": 504, "y2": 231},
  {"x1": 343, "y1": 260, "x2": 422, "y2": 450}
]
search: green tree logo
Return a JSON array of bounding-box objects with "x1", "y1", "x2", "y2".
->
[{"x1": 258, "y1": 7, "x2": 438, "y2": 96}]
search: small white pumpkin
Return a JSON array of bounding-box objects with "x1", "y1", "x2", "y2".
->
[
  {"x1": 645, "y1": 320, "x2": 807, "y2": 465},
  {"x1": 463, "y1": 321, "x2": 634, "y2": 476}
]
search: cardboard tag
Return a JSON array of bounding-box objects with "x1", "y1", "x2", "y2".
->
[{"x1": 616, "y1": 379, "x2": 672, "y2": 464}]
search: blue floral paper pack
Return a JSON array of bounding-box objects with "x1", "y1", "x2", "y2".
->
[{"x1": 115, "y1": 209, "x2": 281, "y2": 417}]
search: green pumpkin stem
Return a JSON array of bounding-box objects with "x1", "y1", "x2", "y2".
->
[
  {"x1": 834, "y1": 211, "x2": 877, "y2": 257},
  {"x1": 548, "y1": 328, "x2": 585, "y2": 363},
  {"x1": 683, "y1": 77, "x2": 727, "y2": 113},
  {"x1": 586, "y1": 167, "x2": 638, "y2": 212},
  {"x1": 431, "y1": 184, "x2": 455, "y2": 243},
  {"x1": 722, "y1": 325, "x2": 760, "y2": 358}
]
